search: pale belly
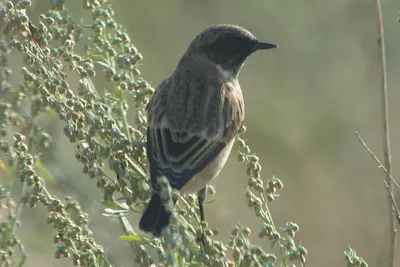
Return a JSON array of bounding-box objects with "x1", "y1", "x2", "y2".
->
[{"x1": 179, "y1": 139, "x2": 235, "y2": 193}]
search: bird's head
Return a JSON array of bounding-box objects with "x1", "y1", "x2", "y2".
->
[{"x1": 182, "y1": 24, "x2": 278, "y2": 78}]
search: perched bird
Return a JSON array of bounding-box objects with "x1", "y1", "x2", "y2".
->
[{"x1": 139, "y1": 24, "x2": 277, "y2": 236}]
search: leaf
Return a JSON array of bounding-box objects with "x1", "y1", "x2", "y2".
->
[
  {"x1": 0, "y1": 159, "x2": 8, "y2": 172},
  {"x1": 204, "y1": 198, "x2": 216, "y2": 205},
  {"x1": 35, "y1": 159, "x2": 54, "y2": 183},
  {"x1": 175, "y1": 251, "x2": 182, "y2": 266},
  {"x1": 270, "y1": 240, "x2": 277, "y2": 249},
  {"x1": 104, "y1": 208, "x2": 127, "y2": 214},
  {"x1": 101, "y1": 201, "x2": 131, "y2": 217},
  {"x1": 120, "y1": 235, "x2": 143, "y2": 242},
  {"x1": 102, "y1": 211, "x2": 130, "y2": 218},
  {"x1": 94, "y1": 60, "x2": 111, "y2": 69},
  {"x1": 101, "y1": 201, "x2": 129, "y2": 211}
]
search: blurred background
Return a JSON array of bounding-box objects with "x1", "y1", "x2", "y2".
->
[{"x1": 8, "y1": 0, "x2": 400, "y2": 266}]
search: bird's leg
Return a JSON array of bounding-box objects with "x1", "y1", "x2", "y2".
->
[
  {"x1": 197, "y1": 187, "x2": 207, "y2": 246},
  {"x1": 197, "y1": 187, "x2": 207, "y2": 222}
]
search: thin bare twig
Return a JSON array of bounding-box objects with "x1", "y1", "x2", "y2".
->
[
  {"x1": 384, "y1": 181, "x2": 400, "y2": 225},
  {"x1": 354, "y1": 132, "x2": 400, "y2": 189},
  {"x1": 372, "y1": 0, "x2": 396, "y2": 265}
]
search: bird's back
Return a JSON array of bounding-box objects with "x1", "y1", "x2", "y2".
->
[
  {"x1": 148, "y1": 55, "x2": 244, "y2": 140},
  {"x1": 146, "y1": 55, "x2": 244, "y2": 193}
]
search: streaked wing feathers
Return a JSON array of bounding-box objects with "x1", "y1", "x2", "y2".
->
[{"x1": 147, "y1": 127, "x2": 225, "y2": 190}]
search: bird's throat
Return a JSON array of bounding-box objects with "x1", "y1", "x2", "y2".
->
[{"x1": 216, "y1": 64, "x2": 238, "y2": 81}]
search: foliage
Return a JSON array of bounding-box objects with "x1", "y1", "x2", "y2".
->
[{"x1": 0, "y1": 1, "x2": 370, "y2": 267}]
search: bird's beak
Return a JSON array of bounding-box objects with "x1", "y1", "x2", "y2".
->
[{"x1": 253, "y1": 41, "x2": 278, "y2": 51}]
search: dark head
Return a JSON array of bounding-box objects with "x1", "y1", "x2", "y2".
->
[{"x1": 182, "y1": 24, "x2": 277, "y2": 77}]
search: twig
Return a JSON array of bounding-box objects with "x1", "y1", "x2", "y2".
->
[
  {"x1": 354, "y1": 132, "x2": 400, "y2": 189},
  {"x1": 384, "y1": 181, "x2": 400, "y2": 224},
  {"x1": 372, "y1": 0, "x2": 396, "y2": 266}
]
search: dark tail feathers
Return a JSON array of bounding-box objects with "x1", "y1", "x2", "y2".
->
[{"x1": 139, "y1": 193, "x2": 171, "y2": 236}]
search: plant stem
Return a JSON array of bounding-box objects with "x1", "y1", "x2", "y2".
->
[
  {"x1": 372, "y1": 0, "x2": 395, "y2": 266},
  {"x1": 354, "y1": 132, "x2": 399, "y2": 189}
]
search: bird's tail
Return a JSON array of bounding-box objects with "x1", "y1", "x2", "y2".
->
[{"x1": 139, "y1": 193, "x2": 171, "y2": 236}]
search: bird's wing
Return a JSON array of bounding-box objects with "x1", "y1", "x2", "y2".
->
[
  {"x1": 146, "y1": 62, "x2": 244, "y2": 192},
  {"x1": 146, "y1": 126, "x2": 226, "y2": 190}
]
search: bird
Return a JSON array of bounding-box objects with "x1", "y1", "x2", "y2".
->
[{"x1": 139, "y1": 24, "x2": 278, "y2": 236}]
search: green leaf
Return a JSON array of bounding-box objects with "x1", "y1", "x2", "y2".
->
[
  {"x1": 101, "y1": 201, "x2": 129, "y2": 211},
  {"x1": 0, "y1": 159, "x2": 8, "y2": 172},
  {"x1": 104, "y1": 208, "x2": 127, "y2": 214},
  {"x1": 120, "y1": 235, "x2": 142, "y2": 241},
  {"x1": 35, "y1": 159, "x2": 55, "y2": 183},
  {"x1": 175, "y1": 251, "x2": 182, "y2": 266},
  {"x1": 204, "y1": 198, "x2": 216, "y2": 204},
  {"x1": 102, "y1": 211, "x2": 130, "y2": 218},
  {"x1": 120, "y1": 235, "x2": 155, "y2": 247},
  {"x1": 94, "y1": 59, "x2": 111, "y2": 69}
]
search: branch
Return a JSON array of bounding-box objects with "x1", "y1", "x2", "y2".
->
[
  {"x1": 354, "y1": 132, "x2": 399, "y2": 189},
  {"x1": 384, "y1": 181, "x2": 400, "y2": 225},
  {"x1": 372, "y1": 0, "x2": 396, "y2": 266}
]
